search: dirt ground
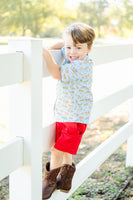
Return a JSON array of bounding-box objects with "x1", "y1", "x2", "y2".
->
[
  {"x1": 68, "y1": 100, "x2": 133, "y2": 200},
  {"x1": 1, "y1": 100, "x2": 133, "y2": 200}
]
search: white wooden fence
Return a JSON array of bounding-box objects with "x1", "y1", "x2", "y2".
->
[{"x1": 0, "y1": 38, "x2": 133, "y2": 200}]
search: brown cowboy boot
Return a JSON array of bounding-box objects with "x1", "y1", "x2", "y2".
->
[
  {"x1": 56, "y1": 163, "x2": 76, "y2": 193},
  {"x1": 42, "y1": 162, "x2": 61, "y2": 199}
]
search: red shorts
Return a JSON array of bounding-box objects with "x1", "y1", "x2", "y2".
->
[{"x1": 54, "y1": 122, "x2": 87, "y2": 155}]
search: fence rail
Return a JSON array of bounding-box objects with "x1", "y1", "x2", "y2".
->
[
  {"x1": 0, "y1": 137, "x2": 23, "y2": 181},
  {"x1": 0, "y1": 52, "x2": 23, "y2": 86},
  {"x1": 0, "y1": 38, "x2": 133, "y2": 200},
  {"x1": 90, "y1": 84, "x2": 133, "y2": 123}
]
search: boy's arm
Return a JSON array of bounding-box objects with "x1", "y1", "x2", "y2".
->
[
  {"x1": 43, "y1": 48, "x2": 62, "y2": 80},
  {"x1": 48, "y1": 40, "x2": 64, "y2": 50}
]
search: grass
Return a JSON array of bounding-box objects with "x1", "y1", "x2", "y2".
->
[
  {"x1": 68, "y1": 101, "x2": 133, "y2": 200},
  {"x1": 69, "y1": 148, "x2": 133, "y2": 200}
]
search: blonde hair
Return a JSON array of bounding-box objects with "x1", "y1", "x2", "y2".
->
[{"x1": 64, "y1": 22, "x2": 95, "y2": 48}]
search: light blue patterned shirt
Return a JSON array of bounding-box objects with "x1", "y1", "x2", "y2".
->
[{"x1": 54, "y1": 47, "x2": 93, "y2": 124}]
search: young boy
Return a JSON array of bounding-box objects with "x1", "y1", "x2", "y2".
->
[{"x1": 42, "y1": 22, "x2": 95, "y2": 199}]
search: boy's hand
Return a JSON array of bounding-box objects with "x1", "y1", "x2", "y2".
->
[
  {"x1": 48, "y1": 41, "x2": 64, "y2": 50},
  {"x1": 42, "y1": 47, "x2": 61, "y2": 80},
  {"x1": 43, "y1": 47, "x2": 49, "y2": 58}
]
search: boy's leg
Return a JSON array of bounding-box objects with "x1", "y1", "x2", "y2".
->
[
  {"x1": 63, "y1": 152, "x2": 72, "y2": 165},
  {"x1": 50, "y1": 148, "x2": 64, "y2": 170}
]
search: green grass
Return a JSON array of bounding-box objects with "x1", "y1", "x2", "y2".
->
[{"x1": 68, "y1": 148, "x2": 133, "y2": 200}]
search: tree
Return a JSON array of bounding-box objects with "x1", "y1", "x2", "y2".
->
[
  {"x1": 0, "y1": 0, "x2": 11, "y2": 35},
  {"x1": 77, "y1": 0, "x2": 109, "y2": 37},
  {"x1": 41, "y1": 0, "x2": 77, "y2": 37},
  {"x1": 120, "y1": 0, "x2": 133, "y2": 36},
  {"x1": 0, "y1": 0, "x2": 77, "y2": 37},
  {"x1": 107, "y1": 0, "x2": 133, "y2": 37}
]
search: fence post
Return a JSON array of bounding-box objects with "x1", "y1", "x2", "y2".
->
[
  {"x1": 8, "y1": 38, "x2": 42, "y2": 200},
  {"x1": 126, "y1": 62, "x2": 133, "y2": 167},
  {"x1": 126, "y1": 98, "x2": 133, "y2": 167}
]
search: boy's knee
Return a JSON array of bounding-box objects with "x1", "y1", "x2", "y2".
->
[
  {"x1": 64, "y1": 152, "x2": 72, "y2": 157},
  {"x1": 52, "y1": 148, "x2": 63, "y2": 156}
]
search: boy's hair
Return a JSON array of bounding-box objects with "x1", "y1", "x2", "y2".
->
[{"x1": 64, "y1": 22, "x2": 95, "y2": 48}]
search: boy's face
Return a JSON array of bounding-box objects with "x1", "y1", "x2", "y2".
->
[{"x1": 64, "y1": 34, "x2": 91, "y2": 62}]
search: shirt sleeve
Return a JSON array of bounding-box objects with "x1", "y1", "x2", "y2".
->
[
  {"x1": 60, "y1": 58, "x2": 93, "y2": 84},
  {"x1": 61, "y1": 46, "x2": 71, "y2": 64},
  {"x1": 61, "y1": 46, "x2": 66, "y2": 58}
]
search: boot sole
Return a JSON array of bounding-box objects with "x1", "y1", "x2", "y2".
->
[
  {"x1": 60, "y1": 189, "x2": 70, "y2": 193},
  {"x1": 42, "y1": 189, "x2": 57, "y2": 199}
]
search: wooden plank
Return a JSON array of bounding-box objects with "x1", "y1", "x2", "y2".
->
[
  {"x1": 0, "y1": 44, "x2": 132, "y2": 86},
  {"x1": 90, "y1": 44, "x2": 133, "y2": 65},
  {"x1": 90, "y1": 84, "x2": 133, "y2": 123},
  {"x1": 9, "y1": 38, "x2": 43, "y2": 200},
  {"x1": 0, "y1": 137, "x2": 23, "y2": 181},
  {"x1": 126, "y1": 99, "x2": 133, "y2": 167},
  {"x1": 51, "y1": 121, "x2": 133, "y2": 199},
  {"x1": 0, "y1": 52, "x2": 23, "y2": 87},
  {"x1": 42, "y1": 44, "x2": 133, "y2": 77}
]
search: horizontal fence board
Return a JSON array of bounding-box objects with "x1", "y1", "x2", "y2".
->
[
  {"x1": 0, "y1": 44, "x2": 133, "y2": 85},
  {"x1": 0, "y1": 43, "x2": 132, "y2": 85},
  {"x1": 0, "y1": 137, "x2": 23, "y2": 181},
  {"x1": 90, "y1": 84, "x2": 133, "y2": 123},
  {"x1": 51, "y1": 121, "x2": 133, "y2": 199},
  {"x1": 42, "y1": 84, "x2": 133, "y2": 152},
  {"x1": 90, "y1": 44, "x2": 133, "y2": 65},
  {"x1": 0, "y1": 52, "x2": 23, "y2": 87},
  {"x1": 43, "y1": 44, "x2": 133, "y2": 78}
]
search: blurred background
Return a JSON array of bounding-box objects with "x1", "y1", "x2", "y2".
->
[{"x1": 0, "y1": 0, "x2": 133, "y2": 44}]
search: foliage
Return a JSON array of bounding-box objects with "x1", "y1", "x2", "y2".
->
[
  {"x1": 107, "y1": 0, "x2": 133, "y2": 37},
  {"x1": 0, "y1": 0, "x2": 75, "y2": 37},
  {"x1": 76, "y1": 0, "x2": 109, "y2": 37},
  {"x1": 68, "y1": 154, "x2": 133, "y2": 200},
  {"x1": 0, "y1": 0, "x2": 133, "y2": 38}
]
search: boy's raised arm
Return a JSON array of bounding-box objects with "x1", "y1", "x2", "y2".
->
[
  {"x1": 43, "y1": 47, "x2": 62, "y2": 80},
  {"x1": 43, "y1": 40, "x2": 64, "y2": 50}
]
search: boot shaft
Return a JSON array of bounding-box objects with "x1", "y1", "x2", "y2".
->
[
  {"x1": 42, "y1": 162, "x2": 61, "y2": 199},
  {"x1": 57, "y1": 163, "x2": 76, "y2": 191}
]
